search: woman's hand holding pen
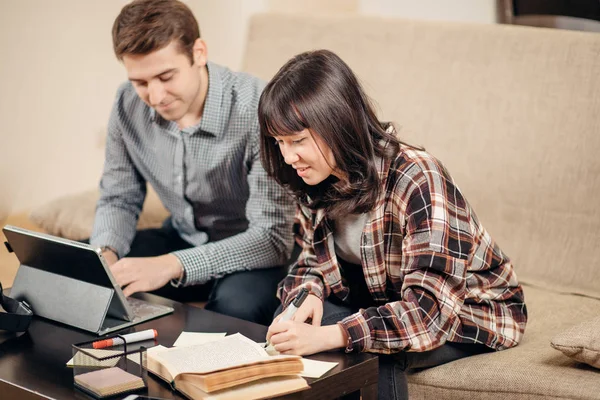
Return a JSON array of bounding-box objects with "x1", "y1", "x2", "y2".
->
[
  {"x1": 273, "y1": 294, "x2": 323, "y2": 326},
  {"x1": 267, "y1": 294, "x2": 348, "y2": 356},
  {"x1": 267, "y1": 321, "x2": 348, "y2": 356}
]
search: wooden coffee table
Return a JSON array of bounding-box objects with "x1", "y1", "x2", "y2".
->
[{"x1": 0, "y1": 293, "x2": 378, "y2": 399}]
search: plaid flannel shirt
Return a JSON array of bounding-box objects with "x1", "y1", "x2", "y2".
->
[{"x1": 278, "y1": 147, "x2": 527, "y2": 354}]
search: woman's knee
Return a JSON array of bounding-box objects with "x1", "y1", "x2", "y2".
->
[
  {"x1": 206, "y1": 273, "x2": 281, "y2": 324},
  {"x1": 205, "y1": 296, "x2": 276, "y2": 324}
]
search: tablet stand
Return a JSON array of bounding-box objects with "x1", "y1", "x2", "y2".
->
[{"x1": 10, "y1": 265, "x2": 115, "y2": 334}]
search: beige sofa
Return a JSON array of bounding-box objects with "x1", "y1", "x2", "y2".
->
[
  {"x1": 240, "y1": 13, "x2": 600, "y2": 399},
  {"x1": 2, "y1": 13, "x2": 599, "y2": 399}
]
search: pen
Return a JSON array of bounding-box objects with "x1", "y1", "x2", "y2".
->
[
  {"x1": 92, "y1": 329, "x2": 158, "y2": 349},
  {"x1": 265, "y1": 288, "x2": 310, "y2": 348}
]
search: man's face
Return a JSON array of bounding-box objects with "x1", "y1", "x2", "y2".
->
[{"x1": 123, "y1": 40, "x2": 207, "y2": 124}]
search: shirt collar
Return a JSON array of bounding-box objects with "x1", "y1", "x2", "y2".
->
[
  {"x1": 150, "y1": 61, "x2": 225, "y2": 137},
  {"x1": 196, "y1": 61, "x2": 224, "y2": 137},
  {"x1": 375, "y1": 125, "x2": 397, "y2": 188}
]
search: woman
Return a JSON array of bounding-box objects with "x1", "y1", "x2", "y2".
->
[{"x1": 260, "y1": 50, "x2": 527, "y2": 399}]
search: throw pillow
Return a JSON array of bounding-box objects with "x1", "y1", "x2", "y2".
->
[
  {"x1": 30, "y1": 188, "x2": 169, "y2": 241},
  {"x1": 551, "y1": 316, "x2": 600, "y2": 369}
]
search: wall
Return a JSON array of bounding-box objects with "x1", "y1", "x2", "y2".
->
[
  {"x1": 0, "y1": 0, "x2": 269, "y2": 215},
  {"x1": 0, "y1": 0, "x2": 127, "y2": 216},
  {"x1": 360, "y1": 0, "x2": 497, "y2": 23},
  {"x1": 0, "y1": 0, "x2": 497, "y2": 216}
]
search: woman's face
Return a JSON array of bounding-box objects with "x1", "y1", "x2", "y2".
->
[{"x1": 273, "y1": 129, "x2": 338, "y2": 185}]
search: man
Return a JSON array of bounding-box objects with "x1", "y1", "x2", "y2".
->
[{"x1": 90, "y1": 0, "x2": 294, "y2": 325}]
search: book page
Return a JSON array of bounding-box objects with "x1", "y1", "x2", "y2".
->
[
  {"x1": 144, "y1": 345, "x2": 175, "y2": 383},
  {"x1": 153, "y1": 333, "x2": 297, "y2": 378},
  {"x1": 173, "y1": 332, "x2": 227, "y2": 347},
  {"x1": 300, "y1": 358, "x2": 338, "y2": 378},
  {"x1": 257, "y1": 342, "x2": 339, "y2": 378},
  {"x1": 176, "y1": 375, "x2": 309, "y2": 400}
]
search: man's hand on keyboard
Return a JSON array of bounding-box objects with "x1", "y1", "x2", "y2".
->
[{"x1": 109, "y1": 254, "x2": 183, "y2": 297}]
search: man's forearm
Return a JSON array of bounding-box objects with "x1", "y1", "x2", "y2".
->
[
  {"x1": 172, "y1": 226, "x2": 291, "y2": 286},
  {"x1": 92, "y1": 123, "x2": 147, "y2": 257},
  {"x1": 90, "y1": 204, "x2": 141, "y2": 257}
]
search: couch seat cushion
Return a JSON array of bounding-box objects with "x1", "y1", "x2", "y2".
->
[{"x1": 407, "y1": 285, "x2": 600, "y2": 399}]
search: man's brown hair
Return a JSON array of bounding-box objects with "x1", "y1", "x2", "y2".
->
[{"x1": 112, "y1": 0, "x2": 200, "y2": 62}]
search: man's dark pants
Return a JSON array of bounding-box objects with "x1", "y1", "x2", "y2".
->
[{"x1": 111, "y1": 223, "x2": 288, "y2": 326}]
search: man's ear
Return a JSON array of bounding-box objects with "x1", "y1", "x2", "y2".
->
[{"x1": 192, "y1": 38, "x2": 208, "y2": 67}]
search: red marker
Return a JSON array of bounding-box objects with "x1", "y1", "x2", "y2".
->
[{"x1": 92, "y1": 329, "x2": 158, "y2": 349}]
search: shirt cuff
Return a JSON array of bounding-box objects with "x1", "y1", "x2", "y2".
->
[
  {"x1": 340, "y1": 311, "x2": 372, "y2": 353},
  {"x1": 169, "y1": 255, "x2": 186, "y2": 288},
  {"x1": 90, "y1": 232, "x2": 130, "y2": 259},
  {"x1": 337, "y1": 322, "x2": 354, "y2": 352},
  {"x1": 171, "y1": 247, "x2": 214, "y2": 286},
  {"x1": 283, "y1": 282, "x2": 324, "y2": 307}
]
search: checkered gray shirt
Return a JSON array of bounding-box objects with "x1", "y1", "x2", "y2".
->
[{"x1": 90, "y1": 62, "x2": 294, "y2": 285}]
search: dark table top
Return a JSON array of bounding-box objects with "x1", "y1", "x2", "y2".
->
[{"x1": 0, "y1": 293, "x2": 378, "y2": 400}]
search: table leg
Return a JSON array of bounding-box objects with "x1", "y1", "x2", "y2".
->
[{"x1": 360, "y1": 382, "x2": 378, "y2": 400}]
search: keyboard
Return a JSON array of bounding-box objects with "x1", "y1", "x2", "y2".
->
[{"x1": 127, "y1": 297, "x2": 172, "y2": 321}]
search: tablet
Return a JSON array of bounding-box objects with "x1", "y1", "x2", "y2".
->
[{"x1": 3, "y1": 225, "x2": 173, "y2": 334}]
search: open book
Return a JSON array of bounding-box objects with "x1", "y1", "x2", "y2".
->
[{"x1": 147, "y1": 333, "x2": 308, "y2": 400}]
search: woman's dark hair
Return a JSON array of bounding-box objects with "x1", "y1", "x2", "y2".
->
[{"x1": 258, "y1": 49, "x2": 405, "y2": 218}]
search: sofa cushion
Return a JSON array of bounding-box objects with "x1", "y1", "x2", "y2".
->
[
  {"x1": 551, "y1": 316, "x2": 600, "y2": 370},
  {"x1": 407, "y1": 285, "x2": 600, "y2": 399},
  {"x1": 29, "y1": 188, "x2": 169, "y2": 241}
]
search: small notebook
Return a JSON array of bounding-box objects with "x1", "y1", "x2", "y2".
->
[
  {"x1": 67, "y1": 349, "x2": 147, "y2": 368},
  {"x1": 67, "y1": 349, "x2": 122, "y2": 368},
  {"x1": 74, "y1": 366, "x2": 145, "y2": 398}
]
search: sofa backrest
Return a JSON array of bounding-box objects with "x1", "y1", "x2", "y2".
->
[{"x1": 243, "y1": 14, "x2": 600, "y2": 299}]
